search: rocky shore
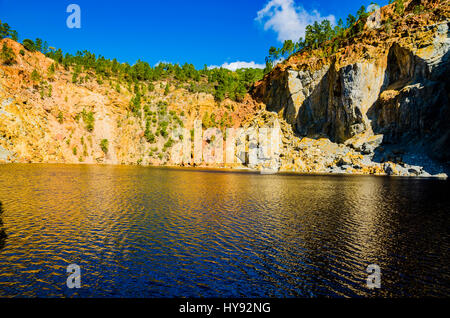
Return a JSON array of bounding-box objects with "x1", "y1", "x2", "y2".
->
[{"x1": 242, "y1": 110, "x2": 448, "y2": 178}]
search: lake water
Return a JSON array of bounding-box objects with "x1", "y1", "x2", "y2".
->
[{"x1": 0, "y1": 164, "x2": 448, "y2": 297}]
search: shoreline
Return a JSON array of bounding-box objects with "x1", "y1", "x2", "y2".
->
[{"x1": 1, "y1": 162, "x2": 448, "y2": 180}]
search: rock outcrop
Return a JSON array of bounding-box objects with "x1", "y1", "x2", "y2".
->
[{"x1": 252, "y1": 0, "x2": 450, "y2": 175}]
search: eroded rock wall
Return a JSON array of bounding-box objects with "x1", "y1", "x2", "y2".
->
[
  {"x1": 370, "y1": 22, "x2": 450, "y2": 161},
  {"x1": 253, "y1": 20, "x2": 450, "y2": 166}
]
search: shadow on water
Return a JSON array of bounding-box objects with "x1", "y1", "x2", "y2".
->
[{"x1": 0, "y1": 201, "x2": 6, "y2": 250}]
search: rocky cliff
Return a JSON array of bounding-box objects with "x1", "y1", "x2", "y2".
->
[
  {"x1": 0, "y1": 38, "x2": 259, "y2": 166},
  {"x1": 0, "y1": 0, "x2": 449, "y2": 178},
  {"x1": 252, "y1": 0, "x2": 450, "y2": 176}
]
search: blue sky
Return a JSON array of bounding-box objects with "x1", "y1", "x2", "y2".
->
[{"x1": 0, "y1": 0, "x2": 388, "y2": 69}]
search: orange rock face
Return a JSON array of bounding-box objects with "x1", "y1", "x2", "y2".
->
[{"x1": 0, "y1": 38, "x2": 260, "y2": 166}]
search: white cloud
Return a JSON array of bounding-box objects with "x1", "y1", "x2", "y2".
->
[
  {"x1": 256, "y1": 0, "x2": 335, "y2": 42},
  {"x1": 209, "y1": 61, "x2": 265, "y2": 71},
  {"x1": 154, "y1": 60, "x2": 171, "y2": 67}
]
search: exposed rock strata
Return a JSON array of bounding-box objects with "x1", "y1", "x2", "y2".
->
[{"x1": 252, "y1": 0, "x2": 449, "y2": 176}]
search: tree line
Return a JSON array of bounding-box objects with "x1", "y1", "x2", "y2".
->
[
  {"x1": 264, "y1": 4, "x2": 377, "y2": 72},
  {"x1": 0, "y1": 20, "x2": 264, "y2": 103},
  {"x1": 263, "y1": 0, "x2": 422, "y2": 72},
  {"x1": 45, "y1": 49, "x2": 263, "y2": 102},
  {"x1": 260, "y1": 0, "x2": 420, "y2": 73}
]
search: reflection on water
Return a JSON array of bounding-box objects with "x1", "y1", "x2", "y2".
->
[
  {"x1": 0, "y1": 164, "x2": 448, "y2": 297},
  {"x1": 0, "y1": 201, "x2": 6, "y2": 251}
]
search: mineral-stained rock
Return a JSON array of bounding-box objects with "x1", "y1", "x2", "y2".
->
[
  {"x1": 251, "y1": 4, "x2": 450, "y2": 176},
  {"x1": 0, "y1": 146, "x2": 12, "y2": 163}
]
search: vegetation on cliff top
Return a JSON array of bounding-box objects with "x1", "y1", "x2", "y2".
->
[
  {"x1": 45, "y1": 47, "x2": 264, "y2": 103},
  {"x1": 263, "y1": 0, "x2": 437, "y2": 72},
  {"x1": 1, "y1": 18, "x2": 264, "y2": 104},
  {"x1": 264, "y1": 3, "x2": 376, "y2": 71}
]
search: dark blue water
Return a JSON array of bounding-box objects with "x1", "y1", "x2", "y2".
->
[{"x1": 0, "y1": 164, "x2": 448, "y2": 297}]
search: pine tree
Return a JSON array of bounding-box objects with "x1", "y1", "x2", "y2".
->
[
  {"x1": 164, "y1": 83, "x2": 170, "y2": 96},
  {"x1": 0, "y1": 43, "x2": 16, "y2": 65},
  {"x1": 22, "y1": 39, "x2": 36, "y2": 52}
]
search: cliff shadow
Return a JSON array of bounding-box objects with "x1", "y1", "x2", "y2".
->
[
  {"x1": 367, "y1": 44, "x2": 450, "y2": 173},
  {"x1": 293, "y1": 65, "x2": 337, "y2": 141},
  {"x1": 294, "y1": 76, "x2": 329, "y2": 140},
  {"x1": 294, "y1": 61, "x2": 369, "y2": 143}
]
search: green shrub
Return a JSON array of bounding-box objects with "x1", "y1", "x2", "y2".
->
[
  {"x1": 145, "y1": 129, "x2": 156, "y2": 143},
  {"x1": 394, "y1": 0, "x2": 404, "y2": 15},
  {"x1": 81, "y1": 109, "x2": 95, "y2": 132},
  {"x1": 22, "y1": 39, "x2": 36, "y2": 52},
  {"x1": 130, "y1": 92, "x2": 142, "y2": 117},
  {"x1": 96, "y1": 75, "x2": 103, "y2": 85},
  {"x1": 57, "y1": 111, "x2": 64, "y2": 124},
  {"x1": 0, "y1": 43, "x2": 15, "y2": 65},
  {"x1": 39, "y1": 87, "x2": 45, "y2": 99},
  {"x1": 413, "y1": 4, "x2": 424, "y2": 14},
  {"x1": 31, "y1": 69, "x2": 40, "y2": 82},
  {"x1": 83, "y1": 144, "x2": 88, "y2": 157},
  {"x1": 143, "y1": 104, "x2": 150, "y2": 115},
  {"x1": 159, "y1": 121, "x2": 169, "y2": 130},
  {"x1": 72, "y1": 72, "x2": 78, "y2": 83},
  {"x1": 100, "y1": 139, "x2": 109, "y2": 154},
  {"x1": 164, "y1": 138, "x2": 174, "y2": 148},
  {"x1": 47, "y1": 63, "x2": 55, "y2": 77}
]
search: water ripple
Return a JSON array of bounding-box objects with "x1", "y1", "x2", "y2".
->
[{"x1": 0, "y1": 165, "x2": 449, "y2": 297}]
